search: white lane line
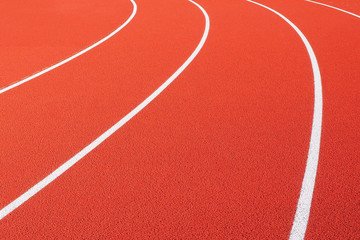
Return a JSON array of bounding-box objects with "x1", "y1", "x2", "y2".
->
[
  {"x1": 0, "y1": 0, "x2": 137, "y2": 95},
  {"x1": 0, "y1": 0, "x2": 210, "y2": 221},
  {"x1": 245, "y1": 1, "x2": 323, "y2": 240},
  {"x1": 305, "y1": 0, "x2": 360, "y2": 19}
]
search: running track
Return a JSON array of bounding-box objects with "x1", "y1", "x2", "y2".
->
[{"x1": 0, "y1": 0, "x2": 359, "y2": 239}]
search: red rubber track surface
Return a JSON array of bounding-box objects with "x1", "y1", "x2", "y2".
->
[
  {"x1": 310, "y1": 0, "x2": 360, "y2": 14},
  {"x1": 0, "y1": 0, "x2": 132, "y2": 88},
  {"x1": 0, "y1": 0, "x2": 359, "y2": 239},
  {"x1": 258, "y1": 0, "x2": 360, "y2": 239}
]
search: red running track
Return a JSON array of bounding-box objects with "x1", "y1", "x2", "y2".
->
[
  {"x1": 255, "y1": 0, "x2": 360, "y2": 238},
  {"x1": 307, "y1": 0, "x2": 360, "y2": 14},
  {"x1": 0, "y1": 0, "x2": 359, "y2": 239},
  {"x1": 0, "y1": 0, "x2": 133, "y2": 88}
]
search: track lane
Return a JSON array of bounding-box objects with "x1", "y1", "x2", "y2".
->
[
  {"x1": 305, "y1": 0, "x2": 360, "y2": 19},
  {"x1": 0, "y1": 0, "x2": 208, "y2": 221},
  {"x1": 256, "y1": 0, "x2": 360, "y2": 238},
  {"x1": 0, "y1": 0, "x2": 133, "y2": 89},
  {"x1": 0, "y1": 0, "x2": 204, "y2": 224},
  {"x1": 0, "y1": 0, "x2": 137, "y2": 95},
  {"x1": 244, "y1": 2, "x2": 323, "y2": 239},
  {"x1": 1, "y1": 0, "x2": 317, "y2": 238},
  {"x1": 304, "y1": 0, "x2": 360, "y2": 15}
]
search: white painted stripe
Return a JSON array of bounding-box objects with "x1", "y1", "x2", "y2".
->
[
  {"x1": 305, "y1": 0, "x2": 360, "y2": 19},
  {"x1": 0, "y1": 0, "x2": 137, "y2": 95},
  {"x1": 245, "y1": 1, "x2": 323, "y2": 240},
  {"x1": 0, "y1": 0, "x2": 210, "y2": 220}
]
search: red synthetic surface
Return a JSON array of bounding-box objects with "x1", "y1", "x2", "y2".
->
[
  {"x1": 0, "y1": 0, "x2": 359, "y2": 239},
  {"x1": 313, "y1": 0, "x2": 360, "y2": 14},
  {"x1": 256, "y1": 0, "x2": 360, "y2": 238},
  {"x1": 0, "y1": 0, "x2": 133, "y2": 88}
]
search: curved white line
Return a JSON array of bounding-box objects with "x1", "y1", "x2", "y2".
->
[
  {"x1": 305, "y1": 0, "x2": 360, "y2": 19},
  {"x1": 0, "y1": 0, "x2": 137, "y2": 95},
  {"x1": 246, "y1": 1, "x2": 323, "y2": 240},
  {"x1": 0, "y1": 0, "x2": 210, "y2": 221}
]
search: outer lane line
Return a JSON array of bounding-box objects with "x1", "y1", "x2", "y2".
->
[
  {"x1": 0, "y1": 0, "x2": 137, "y2": 95},
  {"x1": 245, "y1": 1, "x2": 323, "y2": 240},
  {"x1": 0, "y1": 0, "x2": 210, "y2": 221},
  {"x1": 305, "y1": 0, "x2": 360, "y2": 19}
]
